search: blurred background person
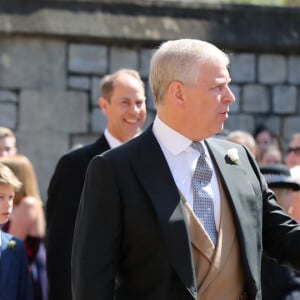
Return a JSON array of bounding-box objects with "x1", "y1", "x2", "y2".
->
[
  {"x1": 289, "y1": 165, "x2": 300, "y2": 223},
  {"x1": 0, "y1": 162, "x2": 33, "y2": 300},
  {"x1": 0, "y1": 154, "x2": 47, "y2": 300},
  {"x1": 227, "y1": 129, "x2": 257, "y2": 157},
  {"x1": 46, "y1": 68, "x2": 147, "y2": 300},
  {"x1": 258, "y1": 145, "x2": 283, "y2": 166},
  {"x1": 286, "y1": 133, "x2": 300, "y2": 168},
  {"x1": 260, "y1": 163, "x2": 300, "y2": 300},
  {"x1": 0, "y1": 127, "x2": 17, "y2": 157},
  {"x1": 253, "y1": 124, "x2": 282, "y2": 164}
]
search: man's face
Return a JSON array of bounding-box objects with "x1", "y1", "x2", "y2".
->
[
  {"x1": 286, "y1": 137, "x2": 300, "y2": 167},
  {"x1": 181, "y1": 60, "x2": 235, "y2": 140},
  {"x1": 100, "y1": 74, "x2": 146, "y2": 143},
  {"x1": 0, "y1": 137, "x2": 17, "y2": 157},
  {"x1": 0, "y1": 184, "x2": 14, "y2": 225}
]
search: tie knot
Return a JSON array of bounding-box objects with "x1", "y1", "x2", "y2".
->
[{"x1": 191, "y1": 141, "x2": 205, "y2": 155}]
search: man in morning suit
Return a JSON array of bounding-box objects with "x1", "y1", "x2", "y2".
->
[
  {"x1": 46, "y1": 69, "x2": 146, "y2": 300},
  {"x1": 71, "y1": 39, "x2": 300, "y2": 300}
]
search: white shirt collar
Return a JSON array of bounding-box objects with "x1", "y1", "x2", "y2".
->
[
  {"x1": 152, "y1": 115, "x2": 209, "y2": 155},
  {"x1": 104, "y1": 129, "x2": 123, "y2": 149},
  {"x1": 153, "y1": 116, "x2": 192, "y2": 155}
]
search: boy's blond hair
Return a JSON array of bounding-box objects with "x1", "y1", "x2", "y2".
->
[{"x1": 0, "y1": 162, "x2": 22, "y2": 191}]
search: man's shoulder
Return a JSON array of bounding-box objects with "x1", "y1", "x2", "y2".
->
[
  {"x1": 101, "y1": 127, "x2": 153, "y2": 160},
  {"x1": 59, "y1": 135, "x2": 109, "y2": 164},
  {"x1": 207, "y1": 136, "x2": 246, "y2": 150}
]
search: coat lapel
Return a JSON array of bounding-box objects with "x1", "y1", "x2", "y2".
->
[
  {"x1": 205, "y1": 138, "x2": 261, "y2": 286},
  {"x1": 179, "y1": 194, "x2": 215, "y2": 261},
  {"x1": 0, "y1": 232, "x2": 13, "y2": 290},
  {"x1": 130, "y1": 127, "x2": 197, "y2": 298}
]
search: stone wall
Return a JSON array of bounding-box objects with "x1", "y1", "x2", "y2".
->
[{"x1": 0, "y1": 0, "x2": 300, "y2": 200}]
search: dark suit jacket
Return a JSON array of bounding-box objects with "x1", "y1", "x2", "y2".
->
[
  {"x1": 0, "y1": 232, "x2": 33, "y2": 300},
  {"x1": 46, "y1": 135, "x2": 110, "y2": 300},
  {"x1": 71, "y1": 126, "x2": 300, "y2": 300},
  {"x1": 261, "y1": 255, "x2": 300, "y2": 300}
]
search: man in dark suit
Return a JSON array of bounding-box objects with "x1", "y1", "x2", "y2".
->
[
  {"x1": 46, "y1": 69, "x2": 146, "y2": 300},
  {"x1": 71, "y1": 39, "x2": 300, "y2": 300}
]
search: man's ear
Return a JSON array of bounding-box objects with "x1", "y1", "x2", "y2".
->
[
  {"x1": 168, "y1": 81, "x2": 185, "y2": 105},
  {"x1": 98, "y1": 97, "x2": 109, "y2": 116}
]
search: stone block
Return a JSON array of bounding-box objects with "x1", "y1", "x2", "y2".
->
[
  {"x1": 230, "y1": 53, "x2": 255, "y2": 83},
  {"x1": 145, "y1": 81, "x2": 156, "y2": 112},
  {"x1": 254, "y1": 116, "x2": 281, "y2": 137},
  {"x1": 258, "y1": 54, "x2": 286, "y2": 84},
  {"x1": 272, "y1": 85, "x2": 297, "y2": 114},
  {"x1": 140, "y1": 48, "x2": 153, "y2": 77},
  {"x1": 0, "y1": 102, "x2": 17, "y2": 128},
  {"x1": 242, "y1": 84, "x2": 270, "y2": 113},
  {"x1": 288, "y1": 55, "x2": 300, "y2": 84},
  {"x1": 144, "y1": 111, "x2": 155, "y2": 130},
  {"x1": 91, "y1": 76, "x2": 102, "y2": 107},
  {"x1": 0, "y1": 90, "x2": 18, "y2": 102},
  {"x1": 283, "y1": 116, "x2": 300, "y2": 141},
  {"x1": 229, "y1": 84, "x2": 240, "y2": 113},
  {"x1": 68, "y1": 44, "x2": 108, "y2": 74},
  {"x1": 0, "y1": 39, "x2": 66, "y2": 89},
  {"x1": 17, "y1": 130, "x2": 70, "y2": 202},
  {"x1": 224, "y1": 114, "x2": 255, "y2": 133},
  {"x1": 1, "y1": 1, "x2": 300, "y2": 54},
  {"x1": 110, "y1": 47, "x2": 138, "y2": 72},
  {"x1": 91, "y1": 107, "x2": 107, "y2": 133},
  {"x1": 19, "y1": 89, "x2": 89, "y2": 134},
  {"x1": 68, "y1": 76, "x2": 90, "y2": 90}
]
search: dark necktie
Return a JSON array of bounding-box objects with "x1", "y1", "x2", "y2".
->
[{"x1": 191, "y1": 141, "x2": 217, "y2": 246}]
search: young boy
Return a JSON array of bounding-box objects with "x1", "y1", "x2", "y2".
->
[{"x1": 0, "y1": 162, "x2": 33, "y2": 300}]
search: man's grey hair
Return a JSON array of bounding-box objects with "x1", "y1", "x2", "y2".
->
[{"x1": 149, "y1": 39, "x2": 229, "y2": 106}]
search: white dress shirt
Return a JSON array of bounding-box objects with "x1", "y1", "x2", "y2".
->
[
  {"x1": 152, "y1": 116, "x2": 221, "y2": 230},
  {"x1": 104, "y1": 129, "x2": 123, "y2": 149}
]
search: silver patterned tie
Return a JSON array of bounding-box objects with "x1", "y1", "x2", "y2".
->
[{"x1": 191, "y1": 141, "x2": 217, "y2": 246}]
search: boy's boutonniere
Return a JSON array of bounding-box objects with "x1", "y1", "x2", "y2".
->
[
  {"x1": 8, "y1": 240, "x2": 16, "y2": 250},
  {"x1": 226, "y1": 148, "x2": 239, "y2": 165}
]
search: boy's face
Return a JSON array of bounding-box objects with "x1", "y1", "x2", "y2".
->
[{"x1": 0, "y1": 184, "x2": 14, "y2": 224}]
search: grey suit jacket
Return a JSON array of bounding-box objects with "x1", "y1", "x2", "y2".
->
[{"x1": 72, "y1": 125, "x2": 300, "y2": 300}]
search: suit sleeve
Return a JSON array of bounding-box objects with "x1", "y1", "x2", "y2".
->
[
  {"x1": 240, "y1": 146, "x2": 300, "y2": 270},
  {"x1": 46, "y1": 154, "x2": 86, "y2": 300},
  {"x1": 71, "y1": 155, "x2": 122, "y2": 300}
]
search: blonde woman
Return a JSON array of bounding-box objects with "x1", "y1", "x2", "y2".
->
[{"x1": 0, "y1": 154, "x2": 46, "y2": 300}]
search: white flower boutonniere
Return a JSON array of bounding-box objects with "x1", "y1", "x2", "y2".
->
[
  {"x1": 226, "y1": 148, "x2": 239, "y2": 164},
  {"x1": 8, "y1": 240, "x2": 16, "y2": 250}
]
